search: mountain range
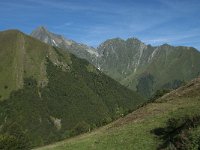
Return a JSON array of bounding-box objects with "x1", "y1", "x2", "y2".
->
[{"x1": 31, "y1": 27, "x2": 200, "y2": 98}]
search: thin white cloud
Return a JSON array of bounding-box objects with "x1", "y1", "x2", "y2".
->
[
  {"x1": 53, "y1": 22, "x2": 73, "y2": 29},
  {"x1": 157, "y1": 0, "x2": 200, "y2": 14},
  {"x1": 0, "y1": 1, "x2": 40, "y2": 9},
  {"x1": 26, "y1": 0, "x2": 124, "y2": 15},
  {"x1": 144, "y1": 33, "x2": 200, "y2": 46},
  {"x1": 6, "y1": 0, "x2": 196, "y2": 50}
]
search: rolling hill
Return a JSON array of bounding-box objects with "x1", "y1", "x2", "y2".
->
[
  {"x1": 0, "y1": 29, "x2": 144, "y2": 149},
  {"x1": 35, "y1": 76, "x2": 200, "y2": 150}
]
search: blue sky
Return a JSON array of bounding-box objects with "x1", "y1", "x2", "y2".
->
[{"x1": 0, "y1": 0, "x2": 200, "y2": 50}]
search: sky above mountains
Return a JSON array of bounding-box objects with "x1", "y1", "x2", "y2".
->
[{"x1": 1, "y1": 0, "x2": 200, "y2": 50}]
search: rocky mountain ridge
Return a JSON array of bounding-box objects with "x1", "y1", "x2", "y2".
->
[{"x1": 31, "y1": 27, "x2": 200, "y2": 98}]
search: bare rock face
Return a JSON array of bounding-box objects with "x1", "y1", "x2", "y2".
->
[{"x1": 31, "y1": 26, "x2": 98, "y2": 65}]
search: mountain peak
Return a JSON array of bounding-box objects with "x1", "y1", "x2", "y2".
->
[
  {"x1": 98, "y1": 37, "x2": 144, "y2": 49},
  {"x1": 31, "y1": 26, "x2": 49, "y2": 35},
  {"x1": 160, "y1": 43, "x2": 172, "y2": 48},
  {"x1": 31, "y1": 27, "x2": 100, "y2": 60},
  {"x1": 36, "y1": 26, "x2": 48, "y2": 31},
  {"x1": 31, "y1": 26, "x2": 60, "y2": 46},
  {"x1": 126, "y1": 37, "x2": 142, "y2": 43}
]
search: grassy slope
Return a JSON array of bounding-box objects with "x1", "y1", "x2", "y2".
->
[
  {"x1": 0, "y1": 29, "x2": 66, "y2": 100},
  {"x1": 35, "y1": 77, "x2": 200, "y2": 150},
  {"x1": 0, "y1": 30, "x2": 21, "y2": 100}
]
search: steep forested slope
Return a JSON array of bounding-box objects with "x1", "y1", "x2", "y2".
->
[{"x1": 0, "y1": 30, "x2": 144, "y2": 148}]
